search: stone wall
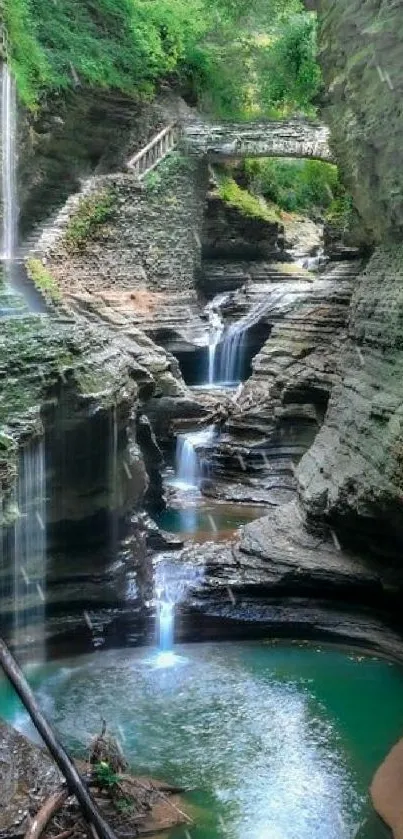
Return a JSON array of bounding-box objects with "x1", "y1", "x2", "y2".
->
[{"x1": 32, "y1": 157, "x2": 210, "y2": 353}]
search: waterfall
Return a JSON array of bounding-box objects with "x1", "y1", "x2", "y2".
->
[
  {"x1": 207, "y1": 307, "x2": 224, "y2": 384},
  {"x1": 158, "y1": 600, "x2": 174, "y2": 652},
  {"x1": 218, "y1": 326, "x2": 246, "y2": 384},
  {"x1": 154, "y1": 560, "x2": 204, "y2": 659},
  {"x1": 1, "y1": 65, "x2": 17, "y2": 267},
  {"x1": 13, "y1": 439, "x2": 47, "y2": 658},
  {"x1": 176, "y1": 427, "x2": 214, "y2": 489}
]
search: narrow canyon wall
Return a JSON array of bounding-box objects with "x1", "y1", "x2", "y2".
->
[{"x1": 298, "y1": 0, "x2": 403, "y2": 560}]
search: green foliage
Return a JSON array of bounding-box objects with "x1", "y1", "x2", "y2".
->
[
  {"x1": 143, "y1": 150, "x2": 192, "y2": 191},
  {"x1": 64, "y1": 189, "x2": 117, "y2": 253},
  {"x1": 92, "y1": 762, "x2": 134, "y2": 814},
  {"x1": 243, "y1": 158, "x2": 340, "y2": 215},
  {"x1": 3, "y1": 0, "x2": 51, "y2": 107},
  {"x1": 93, "y1": 761, "x2": 120, "y2": 789},
  {"x1": 4, "y1": 0, "x2": 320, "y2": 118},
  {"x1": 257, "y1": 13, "x2": 322, "y2": 115},
  {"x1": 218, "y1": 175, "x2": 280, "y2": 222},
  {"x1": 326, "y1": 192, "x2": 355, "y2": 233},
  {"x1": 143, "y1": 170, "x2": 163, "y2": 192},
  {"x1": 26, "y1": 258, "x2": 61, "y2": 303}
]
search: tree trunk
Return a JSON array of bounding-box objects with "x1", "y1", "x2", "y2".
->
[{"x1": 0, "y1": 638, "x2": 118, "y2": 839}]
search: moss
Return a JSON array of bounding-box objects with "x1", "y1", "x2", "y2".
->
[
  {"x1": 217, "y1": 176, "x2": 281, "y2": 223},
  {"x1": 64, "y1": 189, "x2": 117, "y2": 253},
  {"x1": 143, "y1": 152, "x2": 192, "y2": 192},
  {"x1": 26, "y1": 258, "x2": 61, "y2": 303},
  {"x1": 325, "y1": 193, "x2": 354, "y2": 234}
]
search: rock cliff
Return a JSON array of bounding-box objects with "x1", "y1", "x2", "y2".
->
[{"x1": 295, "y1": 0, "x2": 403, "y2": 561}]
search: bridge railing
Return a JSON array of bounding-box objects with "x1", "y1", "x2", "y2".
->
[{"x1": 127, "y1": 123, "x2": 181, "y2": 180}]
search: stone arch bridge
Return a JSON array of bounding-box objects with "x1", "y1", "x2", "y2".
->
[{"x1": 183, "y1": 118, "x2": 332, "y2": 163}]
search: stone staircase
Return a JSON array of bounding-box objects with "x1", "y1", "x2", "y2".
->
[{"x1": 24, "y1": 122, "x2": 181, "y2": 259}]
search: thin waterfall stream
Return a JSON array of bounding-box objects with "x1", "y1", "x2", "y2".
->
[
  {"x1": 206, "y1": 298, "x2": 225, "y2": 384},
  {"x1": 0, "y1": 63, "x2": 48, "y2": 314},
  {"x1": 175, "y1": 426, "x2": 215, "y2": 489},
  {"x1": 1, "y1": 65, "x2": 48, "y2": 657},
  {"x1": 13, "y1": 439, "x2": 47, "y2": 656},
  {"x1": 1, "y1": 64, "x2": 17, "y2": 267}
]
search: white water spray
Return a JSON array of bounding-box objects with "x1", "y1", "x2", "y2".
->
[
  {"x1": 176, "y1": 427, "x2": 215, "y2": 489},
  {"x1": 154, "y1": 560, "x2": 203, "y2": 658},
  {"x1": 207, "y1": 306, "x2": 224, "y2": 384},
  {"x1": 13, "y1": 439, "x2": 47, "y2": 658},
  {"x1": 1, "y1": 64, "x2": 17, "y2": 266},
  {"x1": 218, "y1": 326, "x2": 246, "y2": 384}
]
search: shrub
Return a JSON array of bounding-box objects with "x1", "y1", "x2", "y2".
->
[
  {"x1": 243, "y1": 158, "x2": 341, "y2": 216},
  {"x1": 26, "y1": 258, "x2": 61, "y2": 303},
  {"x1": 64, "y1": 189, "x2": 117, "y2": 253}
]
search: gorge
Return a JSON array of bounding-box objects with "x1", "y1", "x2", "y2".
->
[{"x1": 1, "y1": 1, "x2": 403, "y2": 838}]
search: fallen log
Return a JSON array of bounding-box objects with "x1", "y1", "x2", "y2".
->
[
  {"x1": 24, "y1": 788, "x2": 68, "y2": 839},
  {"x1": 0, "y1": 638, "x2": 119, "y2": 839}
]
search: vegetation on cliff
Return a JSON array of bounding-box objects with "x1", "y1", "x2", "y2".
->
[
  {"x1": 26, "y1": 258, "x2": 61, "y2": 303},
  {"x1": 217, "y1": 175, "x2": 281, "y2": 222},
  {"x1": 63, "y1": 189, "x2": 117, "y2": 253},
  {"x1": 5, "y1": 0, "x2": 320, "y2": 116},
  {"x1": 236, "y1": 157, "x2": 352, "y2": 221}
]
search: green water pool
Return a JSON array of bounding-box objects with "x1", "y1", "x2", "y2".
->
[
  {"x1": 155, "y1": 500, "x2": 264, "y2": 541},
  {"x1": 1, "y1": 641, "x2": 402, "y2": 839}
]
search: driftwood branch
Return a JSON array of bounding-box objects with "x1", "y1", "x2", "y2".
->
[
  {"x1": 0, "y1": 638, "x2": 119, "y2": 839},
  {"x1": 24, "y1": 788, "x2": 68, "y2": 839}
]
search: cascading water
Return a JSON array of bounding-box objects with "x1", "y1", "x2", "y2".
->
[
  {"x1": 207, "y1": 304, "x2": 224, "y2": 384},
  {"x1": 1, "y1": 65, "x2": 48, "y2": 658},
  {"x1": 175, "y1": 427, "x2": 215, "y2": 489},
  {"x1": 218, "y1": 326, "x2": 246, "y2": 384},
  {"x1": 0, "y1": 63, "x2": 45, "y2": 314},
  {"x1": 154, "y1": 560, "x2": 203, "y2": 659},
  {"x1": 214, "y1": 289, "x2": 293, "y2": 385},
  {"x1": 13, "y1": 439, "x2": 47, "y2": 657},
  {"x1": 1, "y1": 64, "x2": 17, "y2": 267},
  {"x1": 158, "y1": 601, "x2": 174, "y2": 652}
]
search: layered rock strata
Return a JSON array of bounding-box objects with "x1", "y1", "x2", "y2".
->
[
  {"x1": 201, "y1": 258, "x2": 361, "y2": 505},
  {"x1": 293, "y1": 0, "x2": 403, "y2": 562},
  {"x1": 30, "y1": 161, "x2": 210, "y2": 355}
]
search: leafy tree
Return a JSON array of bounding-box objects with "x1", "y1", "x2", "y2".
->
[
  {"x1": 243, "y1": 157, "x2": 340, "y2": 215},
  {"x1": 4, "y1": 0, "x2": 321, "y2": 117}
]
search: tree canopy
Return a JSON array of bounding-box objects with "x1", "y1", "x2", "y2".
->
[{"x1": 3, "y1": 0, "x2": 321, "y2": 116}]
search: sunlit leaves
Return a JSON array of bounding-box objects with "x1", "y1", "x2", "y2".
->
[{"x1": 4, "y1": 0, "x2": 320, "y2": 117}]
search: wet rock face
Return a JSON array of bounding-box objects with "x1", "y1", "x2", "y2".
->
[
  {"x1": 202, "y1": 190, "x2": 283, "y2": 263},
  {"x1": 309, "y1": 0, "x2": 403, "y2": 244},
  {"x1": 0, "y1": 314, "x2": 149, "y2": 542},
  {"x1": 33, "y1": 162, "x2": 210, "y2": 354},
  {"x1": 298, "y1": 245, "x2": 403, "y2": 558},
  {"x1": 204, "y1": 258, "x2": 359, "y2": 506},
  {"x1": 294, "y1": 1, "x2": 403, "y2": 561},
  {"x1": 18, "y1": 88, "x2": 169, "y2": 236}
]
